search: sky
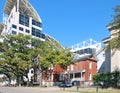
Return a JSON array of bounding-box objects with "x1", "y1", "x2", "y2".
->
[{"x1": 0, "y1": 0, "x2": 120, "y2": 48}]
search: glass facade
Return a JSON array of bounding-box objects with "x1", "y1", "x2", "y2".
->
[
  {"x1": 41, "y1": 33, "x2": 45, "y2": 39},
  {"x1": 32, "y1": 19, "x2": 42, "y2": 27},
  {"x1": 12, "y1": 30, "x2": 17, "y2": 34},
  {"x1": 12, "y1": 24, "x2": 17, "y2": 29},
  {"x1": 74, "y1": 48, "x2": 96, "y2": 55},
  {"x1": 32, "y1": 27, "x2": 41, "y2": 37},
  {"x1": 18, "y1": 14, "x2": 45, "y2": 39},
  {"x1": 25, "y1": 29, "x2": 30, "y2": 33},
  {"x1": 32, "y1": 27, "x2": 45, "y2": 39},
  {"x1": 19, "y1": 27, "x2": 23, "y2": 31},
  {"x1": 19, "y1": 14, "x2": 29, "y2": 27}
]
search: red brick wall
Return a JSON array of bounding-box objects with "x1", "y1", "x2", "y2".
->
[
  {"x1": 42, "y1": 64, "x2": 66, "y2": 82},
  {"x1": 68, "y1": 57, "x2": 97, "y2": 82},
  {"x1": 42, "y1": 57, "x2": 97, "y2": 83}
]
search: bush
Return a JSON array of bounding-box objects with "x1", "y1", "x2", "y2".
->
[{"x1": 93, "y1": 70, "x2": 120, "y2": 88}]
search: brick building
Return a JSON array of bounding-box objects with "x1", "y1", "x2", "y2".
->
[
  {"x1": 41, "y1": 54, "x2": 97, "y2": 86},
  {"x1": 67, "y1": 54, "x2": 97, "y2": 86},
  {"x1": 42, "y1": 64, "x2": 66, "y2": 86}
]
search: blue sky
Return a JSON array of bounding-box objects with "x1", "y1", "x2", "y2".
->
[{"x1": 0, "y1": 0, "x2": 120, "y2": 47}]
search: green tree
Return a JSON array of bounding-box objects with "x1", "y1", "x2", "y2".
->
[
  {"x1": 0, "y1": 34, "x2": 73, "y2": 86},
  {"x1": 93, "y1": 70, "x2": 120, "y2": 88},
  {"x1": 0, "y1": 34, "x2": 33, "y2": 86},
  {"x1": 26, "y1": 38, "x2": 73, "y2": 86},
  {"x1": 31, "y1": 38, "x2": 73, "y2": 70},
  {"x1": 111, "y1": 69, "x2": 120, "y2": 88}
]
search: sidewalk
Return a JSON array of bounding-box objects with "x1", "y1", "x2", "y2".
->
[
  {"x1": 0, "y1": 86, "x2": 79, "y2": 93},
  {"x1": 1, "y1": 86, "x2": 120, "y2": 93}
]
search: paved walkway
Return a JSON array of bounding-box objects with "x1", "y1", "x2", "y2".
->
[{"x1": 0, "y1": 86, "x2": 79, "y2": 93}]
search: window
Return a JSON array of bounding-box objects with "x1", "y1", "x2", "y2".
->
[
  {"x1": 32, "y1": 27, "x2": 42, "y2": 38},
  {"x1": 89, "y1": 73, "x2": 92, "y2": 80},
  {"x1": 31, "y1": 27, "x2": 45, "y2": 39},
  {"x1": 32, "y1": 19, "x2": 42, "y2": 27},
  {"x1": 12, "y1": 24, "x2": 17, "y2": 29},
  {"x1": 12, "y1": 30, "x2": 17, "y2": 35},
  {"x1": 19, "y1": 27, "x2": 23, "y2": 31},
  {"x1": 26, "y1": 29, "x2": 30, "y2": 33},
  {"x1": 71, "y1": 65, "x2": 74, "y2": 71},
  {"x1": 59, "y1": 74, "x2": 64, "y2": 81},
  {"x1": 42, "y1": 33, "x2": 45, "y2": 39},
  {"x1": 32, "y1": 27, "x2": 35, "y2": 36},
  {"x1": 19, "y1": 14, "x2": 29, "y2": 27},
  {"x1": 89, "y1": 62, "x2": 92, "y2": 69}
]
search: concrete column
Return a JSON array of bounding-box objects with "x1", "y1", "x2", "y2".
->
[
  {"x1": 80, "y1": 72, "x2": 82, "y2": 81},
  {"x1": 80, "y1": 72, "x2": 83, "y2": 87},
  {"x1": 17, "y1": 0, "x2": 19, "y2": 12}
]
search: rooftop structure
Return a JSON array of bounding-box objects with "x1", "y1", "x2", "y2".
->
[
  {"x1": 71, "y1": 38, "x2": 102, "y2": 57},
  {"x1": 4, "y1": 0, "x2": 41, "y2": 22}
]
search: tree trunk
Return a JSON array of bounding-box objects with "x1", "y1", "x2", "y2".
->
[{"x1": 16, "y1": 75, "x2": 21, "y2": 87}]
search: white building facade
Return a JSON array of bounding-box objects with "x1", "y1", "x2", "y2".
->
[
  {"x1": 1, "y1": 0, "x2": 45, "y2": 41},
  {"x1": 102, "y1": 23, "x2": 120, "y2": 72}
]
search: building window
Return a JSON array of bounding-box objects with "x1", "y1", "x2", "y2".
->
[
  {"x1": 19, "y1": 14, "x2": 29, "y2": 27},
  {"x1": 89, "y1": 73, "x2": 92, "y2": 80},
  {"x1": 32, "y1": 27, "x2": 42, "y2": 38},
  {"x1": 12, "y1": 30, "x2": 17, "y2": 35},
  {"x1": 59, "y1": 74, "x2": 64, "y2": 81},
  {"x1": 74, "y1": 48, "x2": 96, "y2": 55},
  {"x1": 89, "y1": 62, "x2": 92, "y2": 69},
  {"x1": 42, "y1": 33, "x2": 45, "y2": 39},
  {"x1": 32, "y1": 19, "x2": 42, "y2": 27},
  {"x1": 12, "y1": 24, "x2": 17, "y2": 29},
  {"x1": 32, "y1": 27, "x2": 36, "y2": 36},
  {"x1": 71, "y1": 65, "x2": 74, "y2": 71},
  {"x1": 19, "y1": 27, "x2": 23, "y2": 31},
  {"x1": 26, "y1": 29, "x2": 30, "y2": 33}
]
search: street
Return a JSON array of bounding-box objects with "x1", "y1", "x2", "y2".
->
[{"x1": 0, "y1": 87, "x2": 57, "y2": 93}]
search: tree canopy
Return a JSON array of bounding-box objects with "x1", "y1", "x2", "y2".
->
[
  {"x1": 93, "y1": 69, "x2": 120, "y2": 88},
  {"x1": 0, "y1": 34, "x2": 73, "y2": 86}
]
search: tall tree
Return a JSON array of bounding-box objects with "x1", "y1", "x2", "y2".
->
[
  {"x1": 0, "y1": 34, "x2": 73, "y2": 86},
  {"x1": 31, "y1": 38, "x2": 73, "y2": 70},
  {"x1": 0, "y1": 34, "x2": 34, "y2": 86}
]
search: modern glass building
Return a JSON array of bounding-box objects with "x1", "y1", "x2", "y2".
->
[
  {"x1": 0, "y1": 0, "x2": 63, "y2": 86},
  {"x1": 0, "y1": 0, "x2": 60, "y2": 44}
]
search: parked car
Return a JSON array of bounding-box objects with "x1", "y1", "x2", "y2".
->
[{"x1": 59, "y1": 82, "x2": 72, "y2": 87}]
